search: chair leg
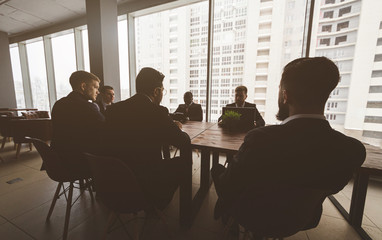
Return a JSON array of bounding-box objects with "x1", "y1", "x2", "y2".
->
[
  {"x1": 85, "y1": 178, "x2": 94, "y2": 202},
  {"x1": 29, "y1": 143, "x2": 32, "y2": 151},
  {"x1": 13, "y1": 142, "x2": 17, "y2": 150},
  {"x1": 154, "y1": 208, "x2": 173, "y2": 238},
  {"x1": 46, "y1": 182, "x2": 62, "y2": 221},
  {"x1": 133, "y1": 213, "x2": 140, "y2": 240},
  {"x1": 223, "y1": 217, "x2": 235, "y2": 240},
  {"x1": 1, "y1": 137, "x2": 6, "y2": 149},
  {"x1": 102, "y1": 211, "x2": 117, "y2": 240},
  {"x1": 63, "y1": 182, "x2": 74, "y2": 240},
  {"x1": 15, "y1": 144, "x2": 21, "y2": 158}
]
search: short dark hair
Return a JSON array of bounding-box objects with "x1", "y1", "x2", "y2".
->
[
  {"x1": 100, "y1": 85, "x2": 114, "y2": 94},
  {"x1": 69, "y1": 71, "x2": 100, "y2": 90},
  {"x1": 136, "y1": 67, "x2": 165, "y2": 95},
  {"x1": 281, "y1": 57, "x2": 339, "y2": 107},
  {"x1": 184, "y1": 91, "x2": 193, "y2": 98},
  {"x1": 235, "y1": 86, "x2": 248, "y2": 94}
]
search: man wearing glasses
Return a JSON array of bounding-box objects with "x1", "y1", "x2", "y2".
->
[{"x1": 104, "y1": 67, "x2": 190, "y2": 210}]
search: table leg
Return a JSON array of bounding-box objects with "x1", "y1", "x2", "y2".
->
[
  {"x1": 200, "y1": 149, "x2": 211, "y2": 192},
  {"x1": 212, "y1": 152, "x2": 219, "y2": 167},
  {"x1": 349, "y1": 172, "x2": 369, "y2": 227}
]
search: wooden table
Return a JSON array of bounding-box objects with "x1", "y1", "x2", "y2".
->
[
  {"x1": 179, "y1": 121, "x2": 246, "y2": 227},
  {"x1": 328, "y1": 144, "x2": 382, "y2": 240}
]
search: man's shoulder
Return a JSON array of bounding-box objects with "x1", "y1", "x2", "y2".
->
[
  {"x1": 331, "y1": 129, "x2": 366, "y2": 155},
  {"x1": 244, "y1": 124, "x2": 282, "y2": 143},
  {"x1": 226, "y1": 103, "x2": 236, "y2": 107},
  {"x1": 245, "y1": 102, "x2": 256, "y2": 108},
  {"x1": 191, "y1": 103, "x2": 202, "y2": 108}
]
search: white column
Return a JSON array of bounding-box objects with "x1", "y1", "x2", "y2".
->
[{"x1": 86, "y1": 0, "x2": 121, "y2": 101}]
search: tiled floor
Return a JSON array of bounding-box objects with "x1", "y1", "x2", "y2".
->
[{"x1": 0, "y1": 138, "x2": 381, "y2": 240}]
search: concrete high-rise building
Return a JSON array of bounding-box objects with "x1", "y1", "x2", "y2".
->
[
  {"x1": 311, "y1": 0, "x2": 382, "y2": 147},
  {"x1": 135, "y1": 0, "x2": 382, "y2": 147}
]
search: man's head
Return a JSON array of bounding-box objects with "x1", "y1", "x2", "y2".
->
[
  {"x1": 184, "y1": 92, "x2": 193, "y2": 105},
  {"x1": 234, "y1": 86, "x2": 248, "y2": 107},
  {"x1": 99, "y1": 86, "x2": 115, "y2": 104},
  {"x1": 136, "y1": 67, "x2": 165, "y2": 105},
  {"x1": 276, "y1": 57, "x2": 340, "y2": 121},
  {"x1": 69, "y1": 71, "x2": 100, "y2": 101}
]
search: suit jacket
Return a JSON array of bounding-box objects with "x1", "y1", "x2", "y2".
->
[
  {"x1": 96, "y1": 100, "x2": 112, "y2": 116},
  {"x1": 51, "y1": 91, "x2": 105, "y2": 159},
  {"x1": 223, "y1": 102, "x2": 265, "y2": 127},
  {"x1": 104, "y1": 93, "x2": 190, "y2": 169},
  {"x1": 214, "y1": 118, "x2": 366, "y2": 225},
  {"x1": 175, "y1": 103, "x2": 203, "y2": 121}
]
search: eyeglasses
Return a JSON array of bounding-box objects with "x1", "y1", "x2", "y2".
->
[{"x1": 162, "y1": 88, "x2": 167, "y2": 96}]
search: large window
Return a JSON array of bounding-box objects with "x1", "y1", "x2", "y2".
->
[
  {"x1": 134, "y1": 1, "x2": 209, "y2": 114},
  {"x1": 26, "y1": 39, "x2": 50, "y2": 111},
  {"x1": 51, "y1": 32, "x2": 77, "y2": 100},
  {"x1": 9, "y1": 46, "x2": 26, "y2": 108},
  {"x1": 118, "y1": 18, "x2": 130, "y2": 99},
  {"x1": 210, "y1": 0, "x2": 307, "y2": 122}
]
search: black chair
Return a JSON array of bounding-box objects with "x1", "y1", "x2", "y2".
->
[
  {"x1": 224, "y1": 183, "x2": 329, "y2": 240},
  {"x1": 85, "y1": 153, "x2": 171, "y2": 240},
  {"x1": 28, "y1": 137, "x2": 94, "y2": 240}
]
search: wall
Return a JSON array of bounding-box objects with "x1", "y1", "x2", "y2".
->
[{"x1": 0, "y1": 31, "x2": 17, "y2": 108}]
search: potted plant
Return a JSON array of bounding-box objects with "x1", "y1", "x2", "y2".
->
[{"x1": 221, "y1": 110, "x2": 242, "y2": 131}]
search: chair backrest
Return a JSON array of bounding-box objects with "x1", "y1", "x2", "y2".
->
[
  {"x1": 230, "y1": 183, "x2": 329, "y2": 238},
  {"x1": 12, "y1": 119, "x2": 52, "y2": 143},
  {"x1": 85, "y1": 153, "x2": 148, "y2": 213},
  {"x1": 27, "y1": 137, "x2": 72, "y2": 182}
]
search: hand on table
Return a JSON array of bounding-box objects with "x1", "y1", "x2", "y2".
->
[{"x1": 174, "y1": 120, "x2": 182, "y2": 129}]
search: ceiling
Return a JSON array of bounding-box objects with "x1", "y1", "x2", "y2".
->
[{"x1": 0, "y1": 0, "x2": 131, "y2": 36}]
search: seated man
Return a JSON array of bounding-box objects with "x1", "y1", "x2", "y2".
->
[
  {"x1": 96, "y1": 85, "x2": 115, "y2": 115},
  {"x1": 51, "y1": 71, "x2": 105, "y2": 173},
  {"x1": 219, "y1": 86, "x2": 265, "y2": 127},
  {"x1": 212, "y1": 57, "x2": 366, "y2": 228},
  {"x1": 174, "y1": 91, "x2": 203, "y2": 121},
  {"x1": 104, "y1": 67, "x2": 191, "y2": 210}
]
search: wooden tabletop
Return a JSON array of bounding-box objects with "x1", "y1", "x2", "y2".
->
[
  {"x1": 191, "y1": 126, "x2": 246, "y2": 153},
  {"x1": 361, "y1": 144, "x2": 382, "y2": 175},
  {"x1": 182, "y1": 121, "x2": 215, "y2": 139}
]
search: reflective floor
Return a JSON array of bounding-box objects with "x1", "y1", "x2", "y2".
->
[{"x1": 0, "y1": 138, "x2": 381, "y2": 240}]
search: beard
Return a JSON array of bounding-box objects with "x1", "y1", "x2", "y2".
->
[{"x1": 276, "y1": 93, "x2": 289, "y2": 121}]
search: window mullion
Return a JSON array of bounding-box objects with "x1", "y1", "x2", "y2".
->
[
  {"x1": 18, "y1": 42, "x2": 33, "y2": 108},
  {"x1": 43, "y1": 35, "x2": 57, "y2": 110}
]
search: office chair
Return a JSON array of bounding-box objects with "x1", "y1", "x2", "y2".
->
[
  {"x1": 85, "y1": 153, "x2": 172, "y2": 240},
  {"x1": 29, "y1": 137, "x2": 94, "y2": 240},
  {"x1": 223, "y1": 183, "x2": 329, "y2": 240}
]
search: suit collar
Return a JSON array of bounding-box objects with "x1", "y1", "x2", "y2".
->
[
  {"x1": 68, "y1": 91, "x2": 90, "y2": 102},
  {"x1": 281, "y1": 114, "x2": 326, "y2": 125}
]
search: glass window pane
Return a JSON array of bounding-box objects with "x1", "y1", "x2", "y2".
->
[
  {"x1": 210, "y1": 0, "x2": 307, "y2": 122},
  {"x1": 51, "y1": 32, "x2": 77, "y2": 100},
  {"x1": 310, "y1": 0, "x2": 382, "y2": 147},
  {"x1": 118, "y1": 19, "x2": 130, "y2": 99},
  {"x1": 9, "y1": 46, "x2": 26, "y2": 108},
  {"x1": 135, "y1": 1, "x2": 209, "y2": 115},
  {"x1": 26, "y1": 40, "x2": 50, "y2": 111},
  {"x1": 82, "y1": 29, "x2": 90, "y2": 72}
]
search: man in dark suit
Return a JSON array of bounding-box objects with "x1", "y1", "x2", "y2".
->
[
  {"x1": 174, "y1": 91, "x2": 203, "y2": 121},
  {"x1": 104, "y1": 67, "x2": 191, "y2": 210},
  {"x1": 212, "y1": 57, "x2": 366, "y2": 228},
  {"x1": 219, "y1": 86, "x2": 265, "y2": 127},
  {"x1": 51, "y1": 71, "x2": 105, "y2": 173},
  {"x1": 96, "y1": 85, "x2": 115, "y2": 115}
]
